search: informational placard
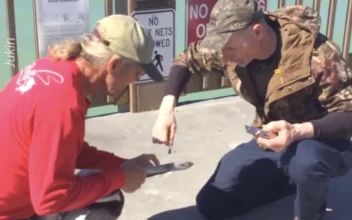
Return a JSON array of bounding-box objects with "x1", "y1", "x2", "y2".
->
[
  {"x1": 186, "y1": 0, "x2": 268, "y2": 45},
  {"x1": 257, "y1": 0, "x2": 268, "y2": 9},
  {"x1": 131, "y1": 9, "x2": 176, "y2": 82},
  {"x1": 34, "y1": 0, "x2": 90, "y2": 57}
]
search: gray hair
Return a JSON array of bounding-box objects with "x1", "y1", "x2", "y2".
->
[{"x1": 46, "y1": 25, "x2": 138, "y2": 69}]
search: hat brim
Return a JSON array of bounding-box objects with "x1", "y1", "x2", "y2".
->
[
  {"x1": 141, "y1": 63, "x2": 164, "y2": 82},
  {"x1": 198, "y1": 31, "x2": 233, "y2": 53}
]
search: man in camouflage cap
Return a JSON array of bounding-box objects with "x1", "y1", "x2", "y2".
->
[{"x1": 152, "y1": 0, "x2": 352, "y2": 219}]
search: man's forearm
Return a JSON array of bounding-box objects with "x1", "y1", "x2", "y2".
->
[
  {"x1": 164, "y1": 65, "x2": 192, "y2": 100},
  {"x1": 159, "y1": 65, "x2": 192, "y2": 112},
  {"x1": 294, "y1": 112, "x2": 352, "y2": 140},
  {"x1": 76, "y1": 142, "x2": 128, "y2": 170},
  {"x1": 310, "y1": 112, "x2": 352, "y2": 139},
  {"x1": 159, "y1": 95, "x2": 177, "y2": 113},
  {"x1": 293, "y1": 122, "x2": 314, "y2": 140}
]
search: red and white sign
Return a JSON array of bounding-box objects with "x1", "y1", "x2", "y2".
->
[{"x1": 186, "y1": 0, "x2": 268, "y2": 45}]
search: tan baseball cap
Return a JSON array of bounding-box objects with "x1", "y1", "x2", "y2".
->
[{"x1": 96, "y1": 14, "x2": 164, "y2": 82}]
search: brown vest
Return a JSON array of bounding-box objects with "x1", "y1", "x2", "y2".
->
[{"x1": 226, "y1": 9, "x2": 322, "y2": 127}]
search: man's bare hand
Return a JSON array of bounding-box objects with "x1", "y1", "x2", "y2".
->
[
  {"x1": 120, "y1": 161, "x2": 147, "y2": 193},
  {"x1": 256, "y1": 120, "x2": 297, "y2": 152},
  {"x1": 152, "y1": 112, "x2": 177, "y2": 146},
  {"x1": 152, "y1": 96, "x2": 177, "y2": 146}
]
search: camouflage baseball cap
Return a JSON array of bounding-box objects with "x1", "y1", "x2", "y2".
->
[
  {"x1": 199, "y1": 0, "x2": 265, "y2": 52},
  {"x1": 96, "y1": 15, "x2": 163, "y2": 82}
]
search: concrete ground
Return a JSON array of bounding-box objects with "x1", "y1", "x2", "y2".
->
[{"x1": 85, "y1": 96, "x2": 352, "y2": 220}]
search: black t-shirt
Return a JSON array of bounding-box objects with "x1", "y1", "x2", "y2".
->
[{"x1": 246, "y1": 18, "x2": 281, "y2": 103}]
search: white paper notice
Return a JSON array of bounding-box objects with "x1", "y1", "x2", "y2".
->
[{"x1": 35, "y1": 0, "x2": 90, "y2": 57}]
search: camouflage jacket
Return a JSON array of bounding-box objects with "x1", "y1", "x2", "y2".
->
[{"x1": 174, "y1": 6, "x2": 352, "y2": 128}]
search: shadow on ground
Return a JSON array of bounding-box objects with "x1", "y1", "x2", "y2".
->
[
  {"x1": 87, "y1": 95, "x2": 235, "y2": 119},
  {"x1": 148, "y1": 171, "x2": 352, "y2": 220},
  {"x1": 178, "y1": 95, "x2": 235, "y2": 107},
  {"x1": 148, "y1": 206, "x2": 201, "y2": 220}
]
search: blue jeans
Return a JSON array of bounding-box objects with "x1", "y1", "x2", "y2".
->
[{"x1": 196, "y1": 139, "x2": 352, "y2": 220}]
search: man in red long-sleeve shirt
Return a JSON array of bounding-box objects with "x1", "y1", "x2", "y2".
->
[{"x1": 0, "y1": 15, "x2": 164, "y2": 220}]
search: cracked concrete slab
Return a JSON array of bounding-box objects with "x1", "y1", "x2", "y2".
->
[{"x1": 85, "y1": 96, "x2": 352, "y2": 220}]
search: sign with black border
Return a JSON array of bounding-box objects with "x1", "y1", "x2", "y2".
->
[{"x1": 131, "y1": 9, "x2": 176, "y2": 83}]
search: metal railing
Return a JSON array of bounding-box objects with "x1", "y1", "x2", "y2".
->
[
  {"x1": 278, "y1": 0, "x2": 351, "y2": 63},
  {"x1": 3, "y1": 0, "x2": 352, "y2": 108}
]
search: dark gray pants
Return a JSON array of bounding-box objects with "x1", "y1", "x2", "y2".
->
[
  {"x1": 32, "y1": 170, "x2": 125, "y2": 220},
  {"x1": 196, "y1": 139, "x2": 352, "y2": 220}
]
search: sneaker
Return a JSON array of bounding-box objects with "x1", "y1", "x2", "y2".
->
[
  {"x1": 294, "y1": 202, "x2": 326, "y2": 220},
  {"x1": 316, "y1": 202, "x2": 326, "y2": 220},
  {"x1": 293, "y1": 214, "x2": 324, "y2": 220}
]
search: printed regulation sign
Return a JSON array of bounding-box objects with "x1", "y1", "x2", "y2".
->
[
  {"x1": 186, "y1": 0, "x2": 267, "y2": 45},
  {"x1": 131, "y1": 9, "x2": 175, "y2": 82}
]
